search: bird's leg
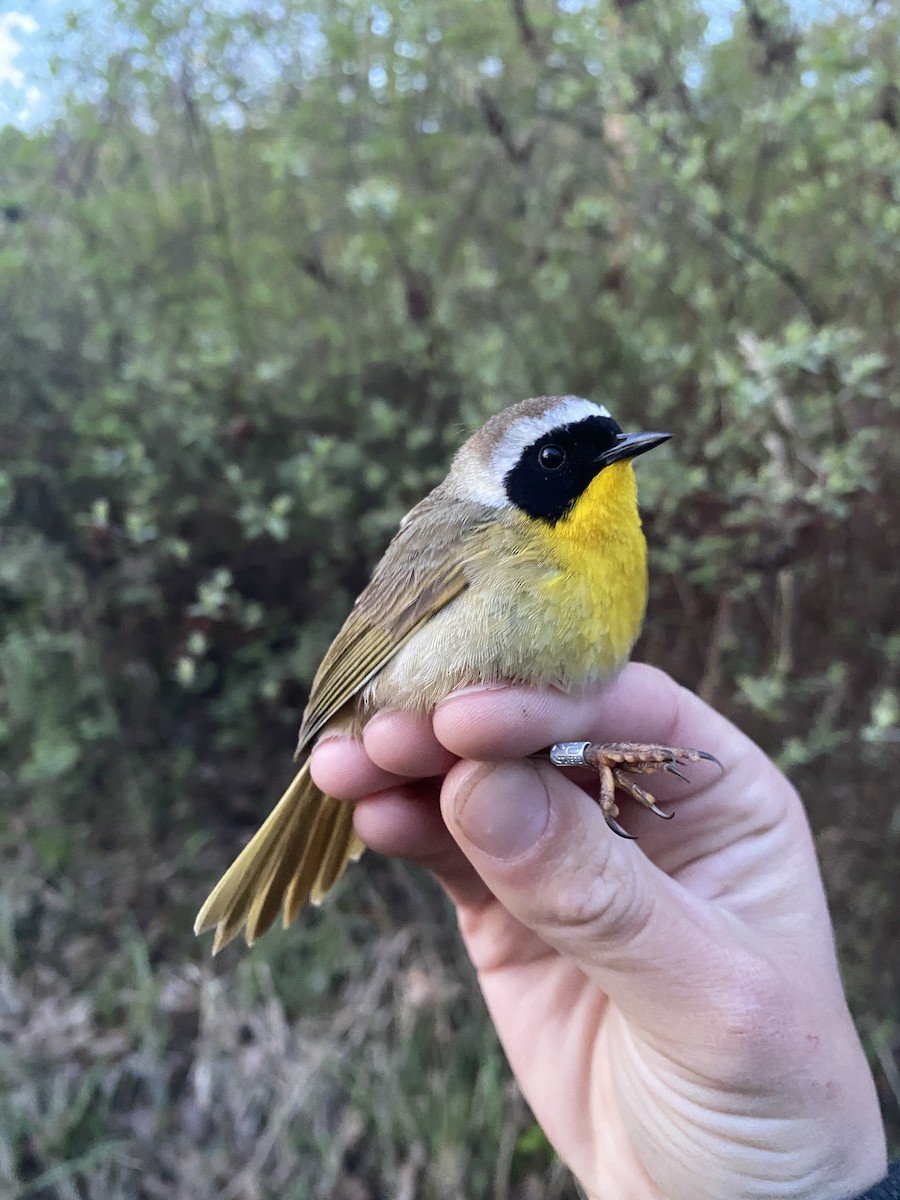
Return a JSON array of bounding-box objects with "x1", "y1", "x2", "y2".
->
[{"x1": 548, "y1": 741, "x2": 721, "y2": 838}]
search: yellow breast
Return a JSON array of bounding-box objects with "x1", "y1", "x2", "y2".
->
[
  {"x1": 368, "y1": 461, "x2": 648, "y2": 711},
  {"x1": 529, "y1": 459, "x2": 648, "y2": 679}
]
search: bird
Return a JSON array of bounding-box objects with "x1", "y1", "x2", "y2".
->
[{"x1": 195, "y1": 394, "x2": 714, "y2": 953}]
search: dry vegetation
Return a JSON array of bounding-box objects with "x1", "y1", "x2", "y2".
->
[{"x1": 1, "y1": 844, "x2": 577, "y2": 1199}]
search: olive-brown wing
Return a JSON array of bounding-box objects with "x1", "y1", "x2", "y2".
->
[{"x1": 294, "y1": 495, "x2": 494, "y2": 754}]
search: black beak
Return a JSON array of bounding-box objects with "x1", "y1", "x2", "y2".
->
[{"x1": 596, "y1": 430, "x2": 671, "y2": 467}]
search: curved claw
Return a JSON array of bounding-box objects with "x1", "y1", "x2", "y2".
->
[
  {"x1": 605, "y1": 814, "x2": 638, "y2": 840},
  {"x1": 662, "y1": 763, "x2": 690, "y2": 783},
  {"x1": 649, "y1": 802, "x2": 675, "y2": 820},
  {"x1": 697, "y1": 750, "x2": 724, "y2": 771}
]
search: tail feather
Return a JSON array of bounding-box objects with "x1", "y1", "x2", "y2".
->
[
  {"x1": 194, "y1": 762, "x2": 364, "y2": 953},
  {"x1": 279, "y1": 798, "x2": 339, "y2": 927},
  {"x1": 311, "y1": 800, "x2": 357, "y2": 903},
  {"x1": 246, "y1": 786, "x2": 335, "y2": 942},
  {"x1": 283, "y1": 819, "x2": 363, "y2": 926}
]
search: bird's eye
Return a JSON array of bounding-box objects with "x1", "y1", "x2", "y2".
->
[{"x1": 538, "y1": 444, "x2": 565, "y2": 471}]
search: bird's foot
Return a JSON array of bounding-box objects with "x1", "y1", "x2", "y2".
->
[{"x1": 548, "y1": 741, "x2": 721, "y2": 838}]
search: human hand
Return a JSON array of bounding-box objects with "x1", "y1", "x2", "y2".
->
[{"x1": 310, "y1": 664, "x2": 886, "y2": 1200}]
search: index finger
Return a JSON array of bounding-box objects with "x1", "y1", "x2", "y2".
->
[{"x1": 433, "y1": 664, "x2": 735, "y2": 761}]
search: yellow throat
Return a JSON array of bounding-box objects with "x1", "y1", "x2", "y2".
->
[{"x1": 533, "y1": 460, "x2": 648, "y2": 677}]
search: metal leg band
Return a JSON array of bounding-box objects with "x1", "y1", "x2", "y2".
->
[{"x1": 549, "y1": 742, "x2": 593, "y2": 768}]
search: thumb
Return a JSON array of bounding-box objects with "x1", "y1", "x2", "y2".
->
[{"x1": 441, "y1": 756, "x2": 726, "y2": 1029}]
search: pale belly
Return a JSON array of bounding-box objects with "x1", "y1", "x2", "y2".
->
[{"x1": 362, "y1": 539, "x2": 647, "y2": 715}]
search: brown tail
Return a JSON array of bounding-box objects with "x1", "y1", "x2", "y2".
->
[{"x1": 194, "y1": 762, "x2": 365, "y2": 953}]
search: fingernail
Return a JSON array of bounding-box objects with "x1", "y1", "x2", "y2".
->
[
  {"x1": 453, "y1": 762, "x2": 549, "y2": 860},
  {"x1": 311, "y1": 735, "x2": 353, "y2": 755},
  {"x1": 440, "y1": 683, "x2": 510, "y2": 703},
  {"x1": 361, "y1": 710, "x2": 397, "y2": 734}
]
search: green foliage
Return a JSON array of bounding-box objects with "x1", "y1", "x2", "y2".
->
[{"x1": 2, "y1": 0, "x2": 899, "y2": 1195}]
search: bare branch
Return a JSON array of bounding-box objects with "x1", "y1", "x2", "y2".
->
[
  {"x1": 476, "y1": 88, "x2": 535, "y2": 164},
  {"x1": 509, "y1": 0, "x2": 542, "y2": 62}
]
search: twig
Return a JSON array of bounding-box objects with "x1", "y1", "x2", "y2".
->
[{"x1": 510, "y1": 0, "x2": 542, "y2": 62}]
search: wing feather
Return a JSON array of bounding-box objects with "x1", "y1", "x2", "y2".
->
[{"x1": 295, "y1": 493, "x2": 493, "y2": 754}]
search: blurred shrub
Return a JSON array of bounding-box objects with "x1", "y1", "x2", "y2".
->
[{"x1": 2, "y1": 0, "x2": 897, "y2": 824}]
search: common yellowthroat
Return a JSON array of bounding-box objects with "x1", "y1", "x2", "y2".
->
[{"x1": 196, "y1": 395, "x2": 711, "y2": 953}]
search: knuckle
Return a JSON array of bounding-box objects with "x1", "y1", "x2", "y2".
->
[{"x1": 539, "y1": 856, "x2": 652, "y2": 950}]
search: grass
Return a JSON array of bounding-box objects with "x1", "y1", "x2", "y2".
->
[{"x1": 0, "y1": 831, "x2": 579, "y2": 1200}]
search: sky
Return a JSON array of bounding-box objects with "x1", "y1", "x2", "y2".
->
[
  {"x1": 0, "y1": 7, "x2": 42, "y2": 126},
  {"x1": 0, "y1": 0, "x2": 60, "y2": 128},
  {"x1": 0, "y1": 0, "x2": 858, "y2": 132}
]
